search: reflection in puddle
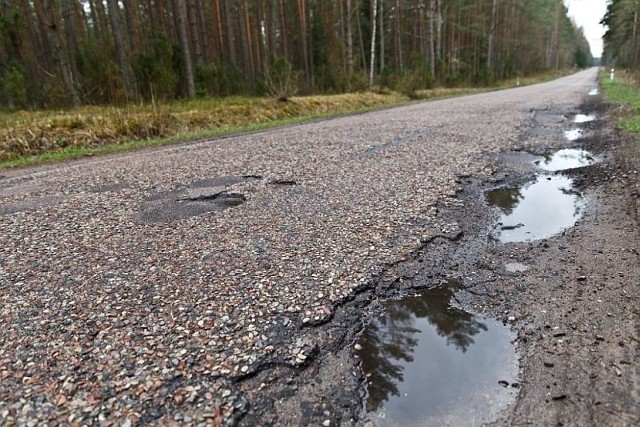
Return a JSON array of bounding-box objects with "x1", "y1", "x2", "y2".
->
[
  {"x1": 566, "y1": 113, "x2": 596, "y2": 123},
  {"x1": 357, "y1": 283, "x2": 518, "y2": 427},
  {"x1": 564, "y1": 129, "x2": 582, "y2": 141},
  {"x1": 588, "y1": 88, "x2": 600, "y2": 96},
  {"x1": 536, "y1": 148, "x2": 595, "y2": 171},
  {"x1": 486, "y1": 175, "x2": 584, "y2": 243}
]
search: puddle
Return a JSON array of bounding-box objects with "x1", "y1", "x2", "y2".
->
[
  {"x1": 357, "y1": 282, "x2": 518, "y2": 427},
  {"x1": 565, "y1": 113, "x2": 596, "y2": 123},
  {"x1": 535, "y1": 148, "x2": 595, "y2": 171},
  {"x1": 486, "y1": 175, "x2": 584, "y2": 243},
  {"x1": 563, "y1": 129, "x2": 583, "y2": 141},
  {"x1": 588, "y1": 88, "x2": 600, "y2": 96}
]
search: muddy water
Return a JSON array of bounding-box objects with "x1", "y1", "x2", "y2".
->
[
  {"x1": 486, "y1": 175, "x2": 584, "y2": 243},
  {"x1": 357, "y1": 283, "x2": 518, "y2": 427},
  {"x1": 536, "y1": 148, "x2": 595, "y2": 171}
]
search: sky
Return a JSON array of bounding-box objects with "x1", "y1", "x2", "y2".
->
[{"x1": 564, "y1": 0, "x2": 608, "y2": 58}]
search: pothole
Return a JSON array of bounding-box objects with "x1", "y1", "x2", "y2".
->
[
  {"x1": 535, "y1": 148, "x2": 595, "y2": 171},
  {"x1": 486, "y1": 175, "x2": 584, "y2": 243},
  {"x1": 356, "y1": 280, "x2": 518, "y2": 427},
  {"x1": 139, "y1": 177, "x2": 251, "y2": 223}
]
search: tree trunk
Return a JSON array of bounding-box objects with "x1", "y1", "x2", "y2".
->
[
  {"x1": 428, "y1": 0, "x2": 436, "y2": 76},
  {"x1": 238, "y1": 0, "x2": 255, "y2": 82},
  {"x1": 211, "y1": 0, "x2": 224, "y2": 62},
  {"x1": 107, "y1": 0, "x2": 136, "y2": 101},
  {"x1": 279, "y1": 0, "x2": 289, "y2": 60},
  {"x1": 379, "y1": 0, "x2": 384, "y2": 72},
  {"x1": 20, "y1": 0, "x2": 46, "y2": 77},
  {"x1": 187, "y1": 0, "x2": 203, "y2": 65},
  {"x1": 395, "y1": 0, "x2": 403, "y2": 71},
  {"x1": 88, "y1": 0, "x2": 104, "y2": 42},
  {"x1": 632, "y1": 0, "x2": 639, "y2": 70},
  {"x1": 172, "y1": 0, "x2": 196, "y2": 97},
  {"x1": 223, "y1": 0, "x2": 236, "y2": 65},
  {"x1": 356, "y1": 0, "x2": 367, "y2": 71},
  {"x1": 346, "y1": 0, "x2": 353, "y2": 80},
  {"x1": 298, "y1": 0, "x2": 310, "y2": 78},
  {"x1": 34, "y1": 0, "x2": 80, "y2": 106},
  {"x1": 487, "y1": 0, "x2": 498, "y2": 70},
  {"x1": 369, "y1": 0, "x2": 377, "y2": 88},
  {"x1": 124, "y1": 0, "x2": 142, "y2": 54}
]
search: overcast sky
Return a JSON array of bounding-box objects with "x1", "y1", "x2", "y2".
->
[{"x1": 564, "y1": 0, "x2": 608, "y2": 57}]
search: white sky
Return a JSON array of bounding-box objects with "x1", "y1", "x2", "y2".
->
[{"x1": 564, "y1": 0, "x2": 608, "y2": 57}]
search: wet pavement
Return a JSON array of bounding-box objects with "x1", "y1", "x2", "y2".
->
[
  {"x1": 566, "y1": 113, "x2": 596, "y2": 123},
  {"x1": 486, "y1": 175, "x2": 584, "y2": 243},
  {"x1": 535, "y1": 148, "x2": 595, "y2": 171},
  {"x1": 356, "y1": 282, "x2": 518, "y2": 427}
]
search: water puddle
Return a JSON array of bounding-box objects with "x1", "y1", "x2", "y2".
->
[
  {"x1": 588, "y1": 88, "x2": 600, "y2": 96},
  {"x1": 486, "y1": 175, "x2": 584, "y2": 243},
  {"x1": 565, "y1": 113, "x2": 596, "y2": 123},
  {"x1": 357, "y1": 282, "x2": 518, "y2": 427},
  {"x1": 535, "y1": 148, "x2": 595, "y2": 171},
  {"x1": 563, "y1": 129, "x2": 583, "y2": 141}
]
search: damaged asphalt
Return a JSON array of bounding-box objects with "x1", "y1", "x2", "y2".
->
[{"x1": 0, "y1": 68, "x2": 638, "y2": 426}]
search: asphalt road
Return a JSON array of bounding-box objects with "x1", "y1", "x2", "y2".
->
[{"x1": 0, "y1": 69, "x2": 609, "y2": 426}]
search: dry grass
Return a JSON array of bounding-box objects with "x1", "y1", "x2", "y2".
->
[
  {"x1": 0, "y1": 72, "x2": 562, "y2": 168},
  {"x1": 0, "y1": 92, "x2": 409, "y2": 167}
]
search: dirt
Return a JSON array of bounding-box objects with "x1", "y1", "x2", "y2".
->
[{"x1": 235, "y1": 93, "x2": 639, "y2": 426}]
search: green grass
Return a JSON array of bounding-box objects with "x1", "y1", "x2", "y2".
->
[
  {"x1": 600, "y1": 69, "x2": 640, "y2": 133},
  {"x1": 0, "y1": 70, "x2": 575, "y2": 170}
]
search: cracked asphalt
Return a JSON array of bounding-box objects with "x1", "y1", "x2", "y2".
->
[{"x1": 3, "y1": 68, "x2": 631, "y2": 426}]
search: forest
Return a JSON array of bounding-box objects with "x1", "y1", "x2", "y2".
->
[
  {"x1": 602, "y1": 0, "x2": 640, "y2": 76},
  {"x1": 0, "y1": 0, "x2": 592, "y2": 110}
]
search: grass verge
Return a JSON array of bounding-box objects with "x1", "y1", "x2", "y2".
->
[{"x1": 600, "y1": 69, "x2": 640, "y2": 133}]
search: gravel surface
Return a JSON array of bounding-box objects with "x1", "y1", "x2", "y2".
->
[{"x1": 1, "y1": 69, "x2": 602, "y2": 425}]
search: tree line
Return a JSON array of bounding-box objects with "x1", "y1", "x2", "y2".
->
[
  {"x1": 0, "y1": 0, "x2": 592, "y2": 109},
  {"x1": 602, "y1": 0, "x2": 640, "y2": 74}
]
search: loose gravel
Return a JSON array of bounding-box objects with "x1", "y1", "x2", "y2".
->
[{"x1": 0, "y1": 70, "x2": 598, "y2": 425}]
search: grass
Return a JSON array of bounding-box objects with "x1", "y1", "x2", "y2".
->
[
  {"x1": 0, "y1": 70, "x2": 574, "y2": 170},
  {"x1": 600, "y1": 69, "x2": 640, "y2": 133}
]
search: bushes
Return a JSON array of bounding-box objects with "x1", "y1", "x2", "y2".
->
[
  {"x1": 1, "y1": 67, "x2": 28, "y2": 110},
  {"x1": 133, "y1": 33, "x2": 180, "y2": 101},
  {"x1": 265, "y1": 57, "x2": 300, "y2": 101},
  {"x1": 195, "y1": 63, "x2": 246, "y2": 97}
]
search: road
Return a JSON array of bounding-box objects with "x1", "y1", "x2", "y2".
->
[{"x1": 1, "y1": 68, "x2": 638, "y2": 426}]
